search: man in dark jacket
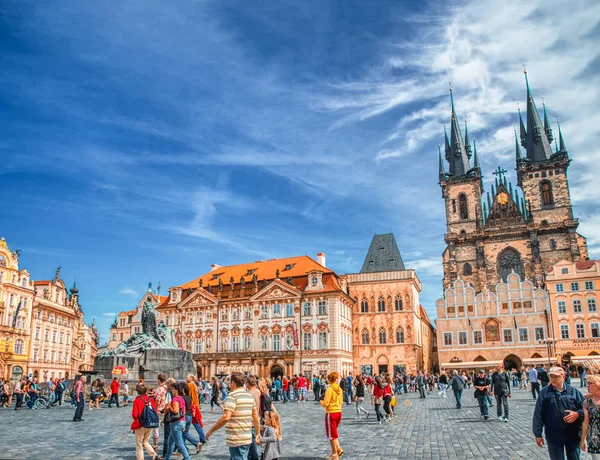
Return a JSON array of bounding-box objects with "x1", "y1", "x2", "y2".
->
[
  {"x1": 473, "y1": 369, "x2": 491, "y2": 420},
  {"x1": 447, "y1": 370, "x2": 466, "y2": 409},
  {"x1": 538, "y1": 365, "x2": 550, "y2": 388},
  {"x1": 491, "y1": 363, "x2": 511, "y2": 422},
  {"x1": 533, "y1": 366, "x2": 584, "y2": 460}
]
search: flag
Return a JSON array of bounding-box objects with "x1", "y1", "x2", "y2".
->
[
  {"x1": 514, "y1": 317, "x2": 518, "y2": 330},
  {"x1": 292, "y1": 322, "x2": 299, "y2": 348},
  {"x1": 12, "y1": 300, "x2": 22, "y2": 328},
  {"x1": 468, "y1": 317, "x2": 473, "y2": 331}
]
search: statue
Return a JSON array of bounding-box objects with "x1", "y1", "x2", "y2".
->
[
  {"x1": 252, "y1": 274, "x2": 258, "y2": 289},
  {"x1": 531, "y1": 235, "x2": 541, "y2": 262},
  {"x1": 198, "y1": 279, "x2": 203, "y2": 289},
  {"x1": 262, "y1": 279, "x2": 268, "y2": 288},
  {"x1": 230, "y1": 277, "x2": 235, "y2": 291},
  {"x1": 218, "y1": 278, "x2": 223, "y2": 292},
  {"x1": 55, "y1": 266, "x2": 61, "y2": 280},
  {"x1": 240, "y1": 276, "x2": 245, "y2": 289},
  {"x1": 287, "y1": 276, "x2": 294, "y2": 286},
  {"x1": 476, "y1": 246, "x2": 486, "y2": 268},
  {"x1": 275, "y1": 269, "x2": 280, "y2": 279},
  {"x1": 141, "y1": 301, "x2": 160, "y2": 340}
]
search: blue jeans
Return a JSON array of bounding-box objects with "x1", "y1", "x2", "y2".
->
[
  {"x1": 476, "y1": 395, "x2": 489, "y2": 416},
  {"x1": 546, "y1": 440, "x2": 580, "y2": 460},
  {"x1": 248, "y1": 427, "x2": 260, "y2": 460},
  {"x1": 183, "y1": 415, "x2": 200, "y2": 447},
  {"x1": 165, "y1": 420, "x2": 190, "y2": 460},
  {"x1": 229, "y1": 444, "x2": 250, "y2": 460},
  {"x1": 453, "y1": 390, "x2": 463, "y2": 408},
  {"x1": 28, "y1": 392, "x2": 37, "y2": 409}
]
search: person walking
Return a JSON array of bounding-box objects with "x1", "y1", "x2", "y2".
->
[
  {"x1": 438, "y1": 371, "x2": 448, "y2": 398},
  {"x1": 13, "y1": 378, "x2": 25, "y2": 410},
  {"x1": 185, "y1": 375, "x2": 206, "y2": 453},
  {"x1": 206, "y1": 371, "x2": 260, "y2": 460},
  {"x1": 108, "y1": 377, "x2": 120, "y2": 408},
  {"x1": 473, "y1": 369, "x2": 491, "y2": 420},
  {"x1": 73, "y1": 375, "x2": 86, "y2": 422},
  {"x1": 260, "y1": 410, "x2": 282, "y2": 460},
  {"x1": 163, "y1": 382, "x2": 190, "y2": 460},
  {"x1": 246, "y1": 375, "x2": 263, "y2": 460},
  {"x1": 353, "y1": 374, "x2": 370, "y2": 419},
  {"x1": 491, "y1": 363, "x2": 511, "y2": 422},
  {"x1": 533, "y1": 366, "x2": 584, "y2": 459},
  {"x1": 210, "y1": 376, "x2": 223, "y2": 413},
  {"x1": 27, "y1": 377, "x2": 39, "y2": 409},
  {"x1": 582, "y1": 374, "x2": 600, "y2": 459},
  {"x1": 320, "y1": 372, "x2": 344, "y2": 460},
  {"x1": 578, "y1": 364, "x2": 586, "y2": 388},
  {"x1": 179, "y1": 382, "x2": 204, "y2": 455},
  {"x1": 538, "y1": 365, "x2": 550, "y2": 389},
  {"x1": 372, "y1": 376, "x2": 385, "y2": 424},
  {"x1": 131, "y1": 383, "x2": 159, "y2": 460},
  {"x1": 447, "y1": 370, "x2": 466, "y2": 409},
  {"x1": 529, "y1": 366, "x2": 540, "y2": 399},
  {"x1": 416, "y1": 371, "x2": 426, "y2": 399}
]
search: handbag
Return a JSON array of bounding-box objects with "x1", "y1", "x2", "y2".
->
[
  {"x1": 391, "y1": 397, "x2": 396, "y2": 407},
  {"x1": 164, "y1": 398, "x2": 184, "y2": 423}
]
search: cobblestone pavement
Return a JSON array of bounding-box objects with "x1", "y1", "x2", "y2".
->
[{"x1": 0, "y1": 387, "x2": 592, "y2": 459}]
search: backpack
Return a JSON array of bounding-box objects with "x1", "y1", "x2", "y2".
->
[{"x1": 139, "y1": 396, "x2": 160, "y2": 428}]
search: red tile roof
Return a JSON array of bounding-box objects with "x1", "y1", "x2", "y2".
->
[{"x1": 576, "y1": 260, "x2": 596, "y2": 271}]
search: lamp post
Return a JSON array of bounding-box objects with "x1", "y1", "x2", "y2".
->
[{"x1": 538, "y1": 338, "x2": 556, "y2": 365}]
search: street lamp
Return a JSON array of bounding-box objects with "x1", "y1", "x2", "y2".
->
[{"x1": 538, "y1": 337, "x2": 557, "y2": 365}]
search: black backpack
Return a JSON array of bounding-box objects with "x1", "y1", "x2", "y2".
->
[{"x1": 139, "y1": 396, "x2": 160, "y2": 428}]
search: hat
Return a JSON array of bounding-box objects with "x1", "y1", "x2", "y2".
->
[
  {"x1": 549, "y1": 367, "x2": 565, "y2": 376},
  {"x1": 479, "y1": 369, "x2": 485, "y2": 373}
]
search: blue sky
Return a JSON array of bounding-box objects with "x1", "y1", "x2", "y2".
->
[{"x1": 2, "y1": 1, "x2": 600, "y2": 342}]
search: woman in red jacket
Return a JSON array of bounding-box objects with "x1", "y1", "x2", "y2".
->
[
  {"x1": 372, "y1": 376, "x2": 386, "y2": 425},
  {"x1": 131, "y1": 383, "x2": 160, "y2": 460}
]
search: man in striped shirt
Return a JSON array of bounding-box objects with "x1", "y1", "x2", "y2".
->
[{"x1": 206, "y1": 371, "x2": 260, "y2": 460}]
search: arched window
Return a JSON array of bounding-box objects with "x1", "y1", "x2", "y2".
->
[
  {"x1": 497, "y1": 247, "x2": 523, "y2": 282},
  {"x1": 395, "y1": 296, "x2": 403, "y2": 311},
  {"x1": 459, "y1": 194, "x2": 469, "y2": 219},
  {"x1": 360, "y1": 298, "x2": 369, "y2": 313},
  {"x1": 361, "y1": 329, "x2": 370, "y2": 345},
  {"x1": 463, "y1": 263, "x2": 472, "y2": 276},
  {"x1": 14, "y1": 339, "x2": 24, "y2": 355},
  {"x1": 377, "y1": 297, "x2": 385, "y2": 312},
  {"x1": 379, "y1": 328, "x2": 387, "y2": 344},
  {"x1": 540, "y1": 181, "x2": 554, "y2": 206},
  {"x1": 550, "y1": 239, "x2": 557, "y2": 250},
  {"x1": 396, "y1": 327, "x2": 405, "y2": 343}
]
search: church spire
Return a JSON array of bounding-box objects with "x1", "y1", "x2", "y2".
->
[
  {"x1": 446, "y1": 84, "x2": 471, "y2": 176},
  {"x1": 543, "y1": 100, "x2": 554, "y2": 144},
  {"x1": 473, "y1": 139, "x2": 480, "y2": 170},
  {"x1": 464, "y1": 119, "x2": 472, "y2": 158},
  {"x1": 514, "y1": 128, "x2": 522, "y2": 161},
  {"x1": 524, "y1": 67, "x2": 553, "y2": 161},
  {"x1": 557, "y1": 121, "x2": 568, "y2": 154},
  {"x1": 438, "y1": 144, "x2": 446, "y2": 182},
  {"x1": 518, "y1": 104, "x2": 527, "y2": 148}
]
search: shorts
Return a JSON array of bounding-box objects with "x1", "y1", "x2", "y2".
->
[
  {"x1": 91, "y1": 393, "x2": 99, "y2": 401},
  {"x1": 300, "y1": 388, "x2": 308, "y2": 398},
  {"x1": 325, "y1": 412, "x2": 342, "y2": 440}
]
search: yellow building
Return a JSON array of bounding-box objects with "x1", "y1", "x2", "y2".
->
[
  {"x1": 0, "y1": 238, "x2": 35, "y2": 381},
  {"x1": 546, "y1": 259, "x2": 600, "y2": 367}
]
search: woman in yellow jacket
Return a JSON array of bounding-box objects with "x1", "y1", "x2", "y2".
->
[{"x1": 320, "y1": 371, "x2": 344, "y2": 459}]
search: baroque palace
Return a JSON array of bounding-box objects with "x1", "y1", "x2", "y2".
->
[
  {"x1": 436, "y1": 72, "x2": 589, "y2": 371},
  {"x1": 109, "y1": 238, "x2": 436, "y2": 378},
  {"x1": 0, "y1": 237, "x2": 98, "y2": 381}
]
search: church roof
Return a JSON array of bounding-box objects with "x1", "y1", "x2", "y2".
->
[{"x1": 360, "y1": 233, "x2": 405, "y2": 273}]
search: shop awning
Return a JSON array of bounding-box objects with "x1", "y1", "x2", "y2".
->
[
  {"x1": 570, "y1": 356, "x2": 600, "y2": 364},
  {"x1": 523, "y1": 358, "x2": 553, "y2": 365},
  {"x1": 441, "y1": 360, "x2": 502, "y2": 369}
]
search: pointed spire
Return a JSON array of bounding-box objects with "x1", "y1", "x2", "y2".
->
[
  {"x1": 558, "y1": 121, "x2": 568, "y2": 153},
  {"x1": 514, "y1": 128, "x2": 522, "y2": 160},
  {"x1": 543, "y1": 99, "x2": 553, "y2": 143},
  {"x1": 523, "y1": 67, "x2": 553, "y2": 161},
  {"x1": 487, "y1": 191, "x2": 492, "y2": 211},
  {"x1": 438, "y1": 145, "x2": 446, "y2": 182},
  {"x1": 482, "y1": 202, "x2": 487, "y2": 225},
  {"x1": 472, "y1": 139, "x2": 480, "y2": 170},
  {"x1": 518, "y1": 104, "x2": 527, "y2": 148},
  {"x1": 444, "y1": 125, "x2": 451, "y2": 159},
  {"x1": 464, "y1": 119, "x2": 472, "y2": 158},
  {"x1": 447, "y1": 84, "x2": 471, "y2": 176}
]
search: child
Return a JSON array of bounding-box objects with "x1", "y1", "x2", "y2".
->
[{"x1": 260, "y1": 410, "x2": 282, "y2": 460}]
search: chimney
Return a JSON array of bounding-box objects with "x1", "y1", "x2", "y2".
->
[
  {"x1": 317, "y1": 252, "x2": 326, "y2": 268},
  {"x1": 211, "y1": 264, "x2": 221, "y2": 272}
]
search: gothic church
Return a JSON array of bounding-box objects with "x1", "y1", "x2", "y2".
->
[{"x1": 438, "y1": 71, "x2": 588, "y2": 292}]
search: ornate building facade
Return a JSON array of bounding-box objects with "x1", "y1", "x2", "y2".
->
[
  {"x1": 0, "y1": 238, "x2": 35, "y2": 381},
  {"x1": 546, "y1": 259, "x2": 600, "y2": 365},
  {"x1": 156, "y1": 254, "x2": 355, "y2": 378},
  {"x1": 439, "y1": 73, "x2": 587, "y2": 292},
  {"x1": 347, "y1": 234, "x2": 436, "y2": 375}
]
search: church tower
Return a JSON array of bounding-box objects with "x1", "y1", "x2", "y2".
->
[{"x1": 439, "y1": 74, "x2": 588, "y2": 292}]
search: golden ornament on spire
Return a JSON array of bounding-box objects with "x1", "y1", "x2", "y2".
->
[
  {"x1": 0, "y1": 237, "x2": 6, "y2": 247},
  {"x1": 523, "y1": 64, "x2": 527, "y2": 74}
]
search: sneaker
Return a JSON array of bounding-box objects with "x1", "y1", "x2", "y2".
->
[
  {"x1": 497, "y1": 416, "x2": 503, "y2": 421},
  {"x1": 366, "y1": 412, "x2": 371, "y2": 419},
  {"x1": 503, "y1": 418, "x2": 509, "y2": 423},
  {"x1": 378, "y1": 420, "x2": 382, "y2": 425},
  {"x1": 484, "y1": 415, "x2": 489, "y2": 420}
]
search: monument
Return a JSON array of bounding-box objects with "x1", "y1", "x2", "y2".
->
[{"x1": 94, "y1": 301, "x2": 196, "y2": 381}]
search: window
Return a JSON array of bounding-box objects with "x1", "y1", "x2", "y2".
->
[
  {"x1": 524, "y1": 301, "x2": 532, "y2": 308},
  {"x1": 231, "y1": 336, "x2": 239, "y2": 352},
  {"x1": 591, "y1": 323, "x2": 600, "y2": 338},
  {"x1": 273, "y1": 304, "x2": 281, "y2": 316},
  {"x1": 14, "y1": 339, "x2": 24, "y2": 355},
  {"x1": 558, "y1": 300, "x2": 567, "y2": 314},
  {"x1": 556, "y1": 283, "x2": 564, "y2": 293},
  {"x1": 221, "y1": 310, "x2": 228, "y2": 321},
  {"x1": 66, "y1": 334, "x2": 70, "y2": 344},
  {"x1": 303, "y1": 332, "x2": 312, "y2": 350},
  {"x1": 560, "y1": 324, "x2": 570, "y2": 339},
  {"x1": 459, "y1": 194, "x2": 469, "y2": 219},
  {"x1": 273, "y1": 334, "x2": 280, "y2": 351},
  {"x1": 361, "y1": 298, "x2": 369, "y2": 313},
  {"x1": 260, "y1": 305, "x2": 268, "y2": 319},
  {"x1": 59, "y1": 333, "x2": 64, "y2": 344},
  {"x1": 458, "y1": 331, "x2": 468, "y2": 345},
  {"x1": 303, "y1": 302, "x2": 311, "y2": 316},
  {"x1": 112, "y1": 333, "x2": 116, "y2": 341},
  {"x1": 571, "y1": 282, "x2": 580, "y2": 292},
  {"x1": 396, "y1": 327, "x2": 404, "y2": 344},
  {"x1": 535, "y1": 327, "x2": 545, "y2": 341},
  {"x1": 497, "y1": 247, "x2": 523, "y2": 282},
  {"x1": 260, "y1": 334, "x2": 268, "y2": 351},
  {"x1": 561, "y1": 267, "x2": 569, "y2": 275},
  {"x1": 588, "y1": 298, "x2": 597, "y2": 313},
  {"x1": 473, "y1": 330, "x2": 483, "y2": 345},
  {"x1": 311, "y1": 276, "x2": 318, "y2": 286},
  {"x1": 394, "y1": 297, "x2": 403, "y2": 311},
  {"x1": 573, "y1": 299, "x2": 582, "y2": 314},
  {"x1": 379, "y1": 328, "x2": 387, "y2": 344},
  {"x1": 318, "y1": 332, "x2": 328, "y2": 349},
  {"x1": 585, "y1": 281, "x2": 595, "y2": 290},
  {"x1": 244, "y1": 335, "x2": 252, "y2": 351},
  {"x1": 195, "y1": 341, "x2": 202, "y2": 353},
  {"x1": 361, "y1": 329, "x2": 370, "y2": 344},
  {"x1": 540, "y1": 180, "x2": 554, "y2": 206},
  {"x1": 463, "y1": 263, "x2": 472, "y2": 276},
  {"x1": 35, "y1": 328, "x2": 40, "y2": 340},
  {"x1": 377, "y1": 297, "x2": 385, "y2": 312},
  {"x1": 574, "y1": 323, "x2": 585, "y2": 339},
  {"x1": 285, "y1": 303, "x2": 294, "y2": 317},
  {"x1": 443, "y1": 332, "x2": 452, "y2": 346},
  {"x1": 550, "y1": 239, "x2": 557, "y2": 250},
  {"x1": 318, "y1": 300, "x2": 326, "y2": 315},
  {"x1": 518, "y1": 328, "x2": 529, "y2": 342},
  {"x1": 503, "y1": 329, "x2": 513, "y2": 343}
]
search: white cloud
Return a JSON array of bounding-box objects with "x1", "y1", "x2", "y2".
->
[
  {"x1": 119, "y1": 288, "x2": 140, "y2": 298},
  {"x1": 101, "y1": 312, "x2": 117, "y2": 317},
  {"x1": 405, "y1": 257, "x2": 444, "y2": 278}
]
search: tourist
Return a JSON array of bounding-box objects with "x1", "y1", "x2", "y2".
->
[
  {"x1": 533, "y1": 366, "x2": 584, "y2": 460},
  {"x1": 519, "y1": 366, "x2": 527, "y2": 389},
  {"x1": 416, "y1": 370, "x2": 426, "y2": 399},
  {"x1": 274, "y1": 376, "x2": 282, "y2": 402},
  {"x1": 372, "y1": 376, "x2": 385, "y2": 424},
  {"x1": 320, "y1": 371, "x2": 344, "y2": 459},
  {"x1": 130, "y1": 382, "x2": 159, "y2": 460},
  {"x1": 260, "y1": 410, "x2": 282, "y2": 460},
  {"x1": 581, "y1": 374, "x2": 600, "y2": 458},
  {"x1": 538, "y1": 365, "x2": 550, "y2": 389},
  {"x1": 448, "y1": 370, "x2": 466, "y2": 409},
  {"x1": 89, "y1": 378, "x2": 102, "y2": 410},
  {"x1": 27, "y1": 377, "x2": 39, "y2": 409},
  {"x1": 122, "y1": 380, "x2": 131, "y2": 407},
  {"x1": 152, "y1": 373, "x2": 167, "y2": 452},
  {"x1": 579, "y1": 364, "x2": 586, "y2": 388},
  {"x1": 312, "y1": 375, "x2": 320, "y2": 401},
  {"x1": 297, "y1": 374, "x2": 308, "y2": 402},
  {"x1": 258, "y1": 378, "x2": 277, "y2": 417},
  {"x1": 353, "y1": 374, "x2": 371, "y2": 419},
  {"x1": 438, "y1": 371, "x2": 448, "y2": 398},
  {"x1": 282, "y1": 375, "x2": 290, "y2": 403},
  {"x1": 210, "y1": 376, "x2": 223, "y2": 413},
  {"x1": 13, "y1": 378, "x2": 25, "y2": 410},
  {"x1": 108, "y1": 377, "x2": 121, "y2": 408},
  {"x1": 529, "y1": 366, "x2": 540, "y2": 399},
  {"x1": 53, "y1": 378, "x2": 65, "y2": 406},
  {"x1": 382, "y1": 376, "x2": 393, "y2": 420},
  {"x1": 245, "y1": 376, "x2": 262, "y2": 460},
  {"x1": 491, "y1": 363, "x2": 511, "y2": 422},
  {"x1": 179, "y1": 382, "x2": 204, "y2": 455},
  {"x1": 185, "y1": 374, "x2": 206, "y2": 452},
  {"x1": 473, "y1": 369, "x2": 491, "y2": 420},
  {"x1": 163, "y1": 381, "x2": 190, "y2": 460},
  {"x1": 345, "y1": 374, "x2": 353, "y2": 406},
  {"x1": 206, "y1": 371, "x2": 260, "y2": 459},
  {"x1": 73, "y1": 375, "x2": 86, "y2": 422}
]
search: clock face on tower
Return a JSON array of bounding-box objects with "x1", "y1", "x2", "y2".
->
[{"x1": 497, "y1": 192, "x2": 509, "y2": 205}]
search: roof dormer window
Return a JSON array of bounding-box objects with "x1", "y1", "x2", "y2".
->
[
  {"x1": 212, "y1": 273, "x2": 222, "y2": 280},
  {"x1": 284, "y1": 264, "x2": 296, "y2": 271}
]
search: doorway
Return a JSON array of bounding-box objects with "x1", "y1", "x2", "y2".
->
[{"x1": 270, "y1": 363, "x2": 284, "y2": 379}]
